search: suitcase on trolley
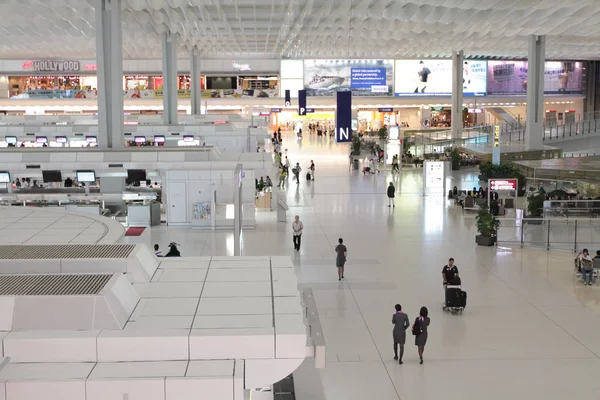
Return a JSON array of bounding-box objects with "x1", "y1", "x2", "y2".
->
[
  {"x1": 445, "y1": 287, "x2": 461, "y2": 308},
  {"x1": 456, "y1": 290, "x2": 467, "y2": 308}
]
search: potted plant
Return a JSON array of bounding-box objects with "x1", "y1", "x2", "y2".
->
[
  {"x1": 475, "y1": 203, "x2": 500, "y2": 246},
  {"x1": 525, "y1": 193, "x2": 545, "y2": 224},
  {"x1": 450, "y1": 148, "x2": 461, "y2": 171}
]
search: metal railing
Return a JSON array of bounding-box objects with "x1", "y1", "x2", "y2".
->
[
  {"x1": 496, "y1": 218, "x2": 600, "y2": 252},
  {"x1": 501, "y1": 117, "x2": 600, "y2": 144}
]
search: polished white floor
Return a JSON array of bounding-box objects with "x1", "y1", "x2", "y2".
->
[{"x1": 124, "y1": 131, "x2": 600, "y2": 400}]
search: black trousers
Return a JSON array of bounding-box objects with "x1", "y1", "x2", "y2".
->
[{"x1": 293, "y1": 234, "x2": 302, "y2": 250}]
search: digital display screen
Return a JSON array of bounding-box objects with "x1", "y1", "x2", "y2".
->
[
  {"x1": 86, "y1": 136, "x2": 97, "y2": 143},
  {"x1": 55, "y1": 136, "x2": 67, "y2": 143},
  {"x1": 5, "y1": 136, "x2": 17, "y2": 145},
  {"x1": 183, "y1": 135, "x2": 194, "y2": 142},
  {"x1": 127, "y1": 169, "x2": 147, "y2": 182},
  {"x1": 76, "y1": 170, "x2": 96, "y2": 183},
  {"x1": 36, "y1": 136, "x2": 48, "y2": 144},
  {"x1": 42, "y1": 170, "x2": 62, "y2": 183},
  {"x1": 154, "y1": 135, "x2": 165, "y2": 143},
  {"x1": 0, "y1": 171, "x2": 10, "y2": 183},
  {"x1": 134, "y1": 136, "x2": 146, "y2": 144}
]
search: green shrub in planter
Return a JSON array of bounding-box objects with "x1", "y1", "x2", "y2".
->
[
  {"x1": 527, "y1": 193, "x2": 545, "y2": 217},
  {"x1": 451, "y1": 148, "x2": 461, "y2": 170},
  {"x1": 475, "y1": 203, "x2": 500, "y2": 246}
]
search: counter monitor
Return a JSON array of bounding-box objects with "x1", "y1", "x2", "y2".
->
[
  {"x1": 183, "y1": 135, "x2": 194, "y2": 142},
  {"x1": 76, "y1": 170, "x2": 96, "y2": 183},
  {"x1": 5, "y1": 136, "x2": 17, "y2": 145},
  {"x1": 55, "y1": 136, "x2": 67, "y2": 144},
  {"x1": 154, "y1": 135, "x2": 165, "y2": 143},
  {"x1": 86, "y1": 136, "x2": 97, "y2": 143},
  {"x1": 42, "y1": 170, "x2": 62, "y2": 183},
  {"x1": 127, "y1": 169, "x2": 147, "y2": 182},
  {"x1": 134, "y1": 136, "x2": 146, "y2": 144},
  {"x1": 0, "y1": 171, "x2": 10, "y2": 183},
  {"x1": 36, "y1": 136, "x2": 48, "y2": 144}
]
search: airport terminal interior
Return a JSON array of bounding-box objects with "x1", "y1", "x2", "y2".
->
[{"x1": 1, "y1": 1, "x2": 600, "y2": 400}]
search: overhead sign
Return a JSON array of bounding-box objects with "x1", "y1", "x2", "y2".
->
[
  {"x1": 298, "y1": 90, "x2": 307, "y2": 115},
  {"x1": 494, "y1": 125, "x2": 500, "y2": 147},
  {"x1": 335, "y1": 91, "x2": 352, "y2": 143},
  {"x1": 26, "y1": 60, "x2": 81, "y2": 73},
  {"x1": 489, "y1": 179, "x2": 518, "y2": 191},
  {"x1": 284, "y1": 90, "x2": 291, "y2": 106},
  {"x1": 232, "y1": 61, "x2": 251, "y2": 71}
]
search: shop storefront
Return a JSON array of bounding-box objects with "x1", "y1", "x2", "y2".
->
[{"x1": 269, "y1": 108, "x2": 335, "y2": 132}]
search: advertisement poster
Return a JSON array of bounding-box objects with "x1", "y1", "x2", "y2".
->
[
  {"x1": 395, "y1": 60, "x2": 486, "y2": 96},
  {"x1": 487, "y1": 61, "x2": 583, "y2": 95},
  {"x1": 304, "y1": 59, "x2": 393, "y2": 96}
]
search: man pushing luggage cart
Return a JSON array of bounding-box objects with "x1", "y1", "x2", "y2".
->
[{"x1": 442, "y1": 258, "x2": 467, "y2": 313}]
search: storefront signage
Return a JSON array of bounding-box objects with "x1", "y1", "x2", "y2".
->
[
  {"x1": 378, "y1": 108, "x2": 394, "y2": 112},
  {"x1": 232, "y1": 61, "x2": 251, "y2": 71},
  {"x1": 430, "y1": 106, "x2": 445, "y2": 111},
  {"x1": 468, "y1": 108, "x2": 483, "y2": 113},
  {"x1": 270, "y1": 108, "x2": 281, "y2": 113},
  {"x1": 25, "y1": 60, "x2": 81, "y2": 73},
  {"x1": 305, "y1": 108, "x2": 315, "y2": 113},
  {"x1": 489, "y1": 179, "x2": 517, "y2": 191}
]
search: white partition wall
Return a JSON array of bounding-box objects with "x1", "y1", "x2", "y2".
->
[{"x1": 166, "y1": 169, "x2": 256, "y2": 229}]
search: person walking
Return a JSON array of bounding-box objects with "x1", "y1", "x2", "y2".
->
[
  {"x1": 412, "y1": 306, "x2": 430, "y2": 364},
  {"x1": 335, "y1": 238, "x2": 347, "y2": 281},
  {"x1": 392, "y1": 304, "x2": 410, "y2": 364},
  {"x1": 309, "y1": 160, "x2": 315, "y2": 180},
  {"x1": 279, "y1": 166, "x2": 287, "y2": 189},
  {"x1": 292, "y1": 215, "x2": 304, "y2": 251},
  {"x1": 387, "y1": 182, "x2": 396, "y2": 208},
  {"x1": 293, "y1": 162, "x2": 302, "y2": 184}
]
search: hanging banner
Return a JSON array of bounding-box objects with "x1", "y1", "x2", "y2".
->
[
  {"x1": 284, "y1": 90, "x2": 291, "y2": 106},
  {"x1": 336, "y1": 91, "x2": 352, "y2": 143},
  {"x1": 298, "y1": 89, "x2": 307, "y2": 115}
]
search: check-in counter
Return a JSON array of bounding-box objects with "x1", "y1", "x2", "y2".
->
[{"x1": 127, "y1": 202, "x2": 161, "y2": 227}]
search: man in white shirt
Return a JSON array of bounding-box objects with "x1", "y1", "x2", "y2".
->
[
  {"x1": 292, "y1": 215, "x2": 304, "y2": 251},
  {"x1": 576, "y1": 248, "x2": 594, "y2": 285}
]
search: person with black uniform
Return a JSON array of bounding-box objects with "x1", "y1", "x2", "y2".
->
[
  {"x1": 442, "y1": 257, "x2": 459, "y2": 285},
  {"x1": 64, "y1": 177, "x2": 73, "y2": 187}
]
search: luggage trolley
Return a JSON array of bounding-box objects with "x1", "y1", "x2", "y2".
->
[{"x1": 443, "y1": 284, "x2": 467, "y2": 313}]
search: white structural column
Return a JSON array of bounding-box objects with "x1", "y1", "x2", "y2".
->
[
  {"x1": 451, "y1": 50, "x2": 464, "y2": 140},
  {"x1": 190, "y1": 46, "x2": 202, "y2": 115},
  {"x1": 162, "y1": 32, "x2": 178, "y2": 125},
  {"x1": 94, "y1": 0, "x2": 124, "y2": 149},
  {"x1": 525, "y1": 35, "x2": 546, "y2": 150}
]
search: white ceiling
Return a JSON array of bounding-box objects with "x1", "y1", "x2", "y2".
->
[{"x1": 0, "y1": 0, "x2": 599, "y2": 60}]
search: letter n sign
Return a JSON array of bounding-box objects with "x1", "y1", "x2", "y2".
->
[{"x1": 336, "y1": 91, "x2": 352, "y2": 143}]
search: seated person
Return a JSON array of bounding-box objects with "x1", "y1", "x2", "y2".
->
[
  {"x1": 442, "y1": 258, "x2": 460, "y2": 285},
  {"x1": 594, "y1": 250, "x2": 600, "y2": 260}
]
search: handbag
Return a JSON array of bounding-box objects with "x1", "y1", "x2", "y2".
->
[{"x1": 411, "y1": 319, "x2": 421, "y2": 336}]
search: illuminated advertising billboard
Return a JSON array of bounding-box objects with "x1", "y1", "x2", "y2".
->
[
  {"x1": 394, "y1": 60, "x2": 486, "y2": 97},
  {"x1": 303, "y1": 59, "x2": 394, "y2": 96},
  {"x1": 487, "y1": 61, "x2": 584, "y2": 95}
]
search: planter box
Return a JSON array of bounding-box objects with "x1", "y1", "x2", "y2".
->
[{"x1": 476, "y1": 235, "x2": 495, "y2": 246}]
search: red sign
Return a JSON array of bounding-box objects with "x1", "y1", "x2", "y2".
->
[
  {"x1": 489, "y1": 179, "x2": 518, "y2": 191},
  {"x1": 21, "y1": 61, "x2": 33, "y2": 70},
  {"x1": 85, "y1": 64, "x2": 97, "y2": 71}
]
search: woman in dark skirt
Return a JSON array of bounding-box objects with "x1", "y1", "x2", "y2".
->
[{"x1": 413, "y1": 306, "x2": 430, "y2": 364}]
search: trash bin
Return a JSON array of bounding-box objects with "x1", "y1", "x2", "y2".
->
[{"x1": 353, "y1": 158, "x2": 359, "y2": 170}]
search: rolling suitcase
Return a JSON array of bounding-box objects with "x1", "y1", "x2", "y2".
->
[
  {"x1": 445, "y1": 287, "x2": 461, "y2": 308},
  {"x1": 306, "y1": 172, "x2": 311, "y2": 181},
  {"x1": 457, "y1": 290, "x2": 467, "y2": 308}
]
